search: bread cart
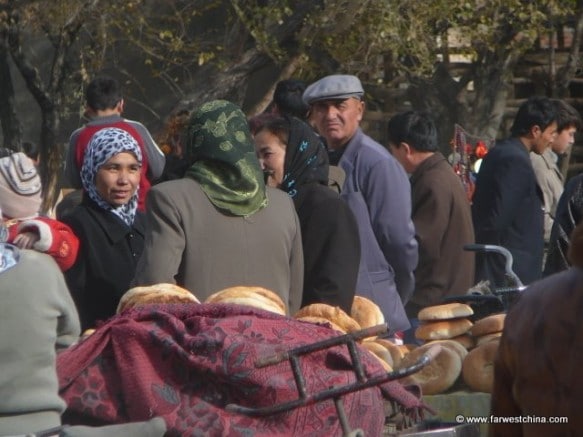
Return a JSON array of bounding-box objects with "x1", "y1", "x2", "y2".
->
[{"x1": 227, "y1": 324, "x2": 480, "y2": 436}]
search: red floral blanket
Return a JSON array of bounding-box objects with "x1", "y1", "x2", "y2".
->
[{"x1": 58, "y1": 304, "x2": 424, "y2": 436}]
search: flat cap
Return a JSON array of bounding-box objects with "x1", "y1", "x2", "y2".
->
[{"x1": 302, "y1": 74, "x2": 364, "y2": 104}]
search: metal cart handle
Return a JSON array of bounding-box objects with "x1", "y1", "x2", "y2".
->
[{"x1": 463, "y1": 243, "x2": 524, "y2": 287}]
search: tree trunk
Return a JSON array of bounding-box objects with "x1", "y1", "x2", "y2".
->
[
  {"x1": 179, "y1": 47, "x2": 272, "y2": 109},
  {"x1": 0, "y1": 44, "x2": 22, "y2": 149},
  {"x1": 555, "y1": 0, "x2": 583, "y2": 98}
]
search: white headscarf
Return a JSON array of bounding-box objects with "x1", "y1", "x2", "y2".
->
[{"x1": 81, "y1": 128, "x2": 142, "y2": 226}]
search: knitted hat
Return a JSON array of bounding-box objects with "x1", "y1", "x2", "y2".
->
[{"x1": 0, "y1": 152, "x2": 42, "y2": 219}]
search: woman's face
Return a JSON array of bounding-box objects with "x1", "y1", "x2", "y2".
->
[
  {"x1": 95, "y1": 152, "x2": 141, "y2": 206},
  {"x1": 254, "y1": 130, "x2": 286, "y2": 188}
]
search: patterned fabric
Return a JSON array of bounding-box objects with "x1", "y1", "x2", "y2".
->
[
  {"x1": 81, "y1": 128, "x2": 142, "y2": 226},
  {"x1": 0, "y1": 242, "x2": 19, "y2": 274},
  {"x1": 58, "y1": 304, "x2": 426, "y2": 435},
  {"x1": 184, "y1": 100, "x2": 267, "y2": 216},
  {"x1": 281, "y1": 116, "x2": 329, "y2": 198}
]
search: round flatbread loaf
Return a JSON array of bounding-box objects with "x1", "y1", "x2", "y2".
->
[
  {"x1": 418, "y1": 303, "x2": 474, "y2": 321},
  {"x1": 206, "y1": 286, "x2": 287, "y2": 315},
  {"x1": 294, "y1": 303, "x2": 361, "y2": 333},
  {"x1": 361, "y1": 341, "x2": 394, "y2": 371},
  {"x1": 351, "y1": 296, "x2": 385, "y2": 329},
  {"x1": 470, "y1": 313, "x2": 506, "y2": 337},
  {"x1": 450, "y1": 334, "x2": 475, "y2": 350},
  {"x1": 117, "y1": 283, "x2": 199, "y2": 313},
  {"x1": 399, "y1": 343, "x2": 462, "y2": 395},
  {"x1": 425, "y1": 339, "x2": 468, "y2": 361},
  {"x1": 462, "y1": 340, "x2": 499, "y2": 393},
  {"x1": 415, "y1": 318, "x2": 473, "y2": 341},
  {"x1": 296, "y1": 316, "x2": 347, "y2": 334},
  {"x1": 476, "y1": 332, "x2": 503, "y2": 346},
  {"x1": 372, "y1": 338, "x2": 407, "y2": 368}
]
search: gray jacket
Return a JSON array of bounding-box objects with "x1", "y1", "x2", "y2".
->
[
  {"x1": 338, "y1": 128, "x2": 418, "y2": 333},
  {"x1": 0, "y1": 249, "x2": 80, "y2": 435},
  {"x1": 132, "y1": 179, "x2": 304, "y2": 315}
]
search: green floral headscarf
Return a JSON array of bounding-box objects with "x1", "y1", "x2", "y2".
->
[{"x1": 184, "y1": 100, "x2": 267, "y2": 216}]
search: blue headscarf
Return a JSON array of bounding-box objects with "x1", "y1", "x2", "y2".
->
[{"x1": 81, "y1": 128, "x2": 142, "y2": 226}]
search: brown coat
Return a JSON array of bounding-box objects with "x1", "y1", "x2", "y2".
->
[
  {"x1": 132, "y1": 178, "x2": 304, "y2": 315},
  {"x1": 405, "y1": 153, "x2": 475, "y2": 316},
  {"x1": 491, "y1": 232, "x2": 583, "y2": 435}
]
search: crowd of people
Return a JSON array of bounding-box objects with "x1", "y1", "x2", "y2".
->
[{"x1": 2, "y1": 71, "x2": 583, "y2": 435}]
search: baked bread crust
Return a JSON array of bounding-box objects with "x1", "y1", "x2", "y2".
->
[
  {"x1": 351, "y1": 296, "x2": 385, "y2": 329},
  {"x1": 462, "y1": 340, "x2": 499, "y2": 393},
  {"x1": 470, "y1": 313, "x2": 506, "y2": 337},
  {"x1": 415, "y1": 318, "x2": 473, "y2": 341},
  {"x1": 425, "y1": 339, "x2": 469, "y2": 361},
  {"x1": 449, "y1": 334, "x2": 475, "y2": 350},
  {"x1": 294, "y1": 303, "x2": 361, "y2": 333},
  {"x1": 476, "y1": 332, "x2": 503, "y2": 346},
  {"x1": 418, "y1": 303, "x2": 474, "y2": 321},
  {"x1": 361, "y1": 341, "x2": 394, "y2": 371},
  {"x1": 117, "y1": 283, "x2": 199, "y2": 313},
  {"x1": 399, "y1": 343, "x2": 462, "y2": 395},
  {"x1": 372, "y1": 338, "x2": 407, "y2": 368},
  {"x1": 206, "y1": 286, "x2": 286, "y2": 315}
]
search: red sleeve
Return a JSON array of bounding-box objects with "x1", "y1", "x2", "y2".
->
[{"x1": 16, "y1": 217, "x2": 80, "y2": 271}]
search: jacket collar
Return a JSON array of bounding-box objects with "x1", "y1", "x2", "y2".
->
[
  {"x1": 82, "y1": 195, "x2": 144, "y2": 244},
  {"x1": 336, "y1": 128, "x2": 364, "y2": 175},
  {"x1": 86, "y1": 114, "x2": 124, "y2": 126},
  {"x1": 410, "y1": 152, "x2": 445, "y2": 185}
]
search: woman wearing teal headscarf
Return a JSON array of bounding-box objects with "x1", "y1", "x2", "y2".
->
[{"x1": 133, "y1": 100, "x2": 304, "y2": 313}]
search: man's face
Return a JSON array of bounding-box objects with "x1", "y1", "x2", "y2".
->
[
  {"x1": 552, "y1": 126, "x2": 576, "y2": 154},
  {"x1": 310, "y1": 98, "x2": 364, "y2": 150},
  {"x1": 531, "y1": 122, "x2": 558, "y2": 155}
]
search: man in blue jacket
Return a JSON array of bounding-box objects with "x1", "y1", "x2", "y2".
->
[
  {"x1": 303, "y1": 74, "x2": 418, "y2": 334},
  {"x1": 472, "y1": 96, "x2": 558, "y2": 287}
]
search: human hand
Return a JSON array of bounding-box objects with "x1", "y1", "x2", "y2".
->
[{"x1": 13, "y1": 231, "x2": 40, "y2": 249}]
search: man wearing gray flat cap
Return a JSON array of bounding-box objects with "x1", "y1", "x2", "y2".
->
[{"x1": 303, "y1": 74, "x2": 418, "y2": 335}]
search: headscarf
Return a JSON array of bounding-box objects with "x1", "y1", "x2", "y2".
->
[
  {"x1": 184, "y1": 100, "x2": 267, "y2": 216},
  {"x1": 81, "y1": 127, "x2": 142, "y2": 226},
  {"x1": 280, "y1": 115, "x2": 329, "y2": 198}
]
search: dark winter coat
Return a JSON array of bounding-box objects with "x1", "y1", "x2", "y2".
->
[
  {"x1": 61, "y1": 195, "x2": 145, "y2": 330},
  {"x1": 472, "y1": 137, "x2": 544, "y2": 286},
  {"x1": 294, "y1": 182, "x2": 360, "y2": 313}
]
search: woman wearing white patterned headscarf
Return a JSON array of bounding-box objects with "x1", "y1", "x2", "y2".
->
[{"x1": 62, "y1": 127, "x2": 146, "y2": 330}]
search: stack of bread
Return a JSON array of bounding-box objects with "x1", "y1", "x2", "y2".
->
[
  {"x1": 205, "y1": 286, "x2": 287, "y2": 316},
  {"x1": 294, "y1": 302, "x2": 361, "y2": 333},
  {"x1": 391, "y1": 303, "x2": 474, "y2": 395},
  {"x1": 293, "y1": 296, "x2": 405, "y2": 372},
  {"x1": 401, "y1": 305, "x2": 506, "y2": 395},
  {"x1": 461, "y1": 313, "x2": 505, "y2": 393},
  {"x1": 469, "y1": 313, "x2": 505, "y2": 346},
  {"x1": 414, "y1": 303, "x2": 474, "y2": 343}
]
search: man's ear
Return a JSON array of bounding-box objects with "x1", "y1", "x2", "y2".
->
[
  {"x1": 530, "y1": 125, "x2": 542, "y2": 138},
  {"x1": 356, "y1": 100, "x2": 365, "y2": 122},
  {"x1": 401, "y1": 142, "x2": 412, "y2": 155},
  {"x1": 116, "y1": 99, "x2": 125, "y2": 114}
]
